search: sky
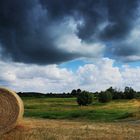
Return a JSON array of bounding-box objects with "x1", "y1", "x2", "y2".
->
[{"x1": 0, "y1": 0, "x2": 140, "y2": 92}]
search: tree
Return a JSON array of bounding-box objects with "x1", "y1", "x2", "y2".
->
[
  {"x1": 106, "y1": 87, "x2": 115, "y2": 93},
  {"x1": 124, "y1": 87, "x2": 136, "y2": 99},
  {"x1": 71, "y1": 89, "x2": 77, "y2": 95},
  {"x1": 98, "y1": 91, "x2": 112, "y2": 103},
  {"x1": 77, "y1": 91, "x2": 93, "y2": 106},
  {"x1": 77, "y1": 89, "x2": 81, "y2": 93},
  {"x1": 106, "y1": 87, "x2": 124, "y2": 99},
  {"x1": 77, "y1": 89, "x2": 81, "y2": 95},
  {"x1": 71, "y1": 89, "x2": 82, "y2": 96}
]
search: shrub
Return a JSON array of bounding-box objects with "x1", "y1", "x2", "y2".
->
[
  {"x1": 77, "y1": 91, "x2": 93, "y2": 106},
  {"x1": 98, "y1": 91, "x2": 112, "y2": 103}
]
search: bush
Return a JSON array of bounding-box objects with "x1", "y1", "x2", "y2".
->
[
  {"x1": 98, "y1": 91, "x2": 112, "y2": 103},
  {"x1": 77, "y1": 91, "x2": 93, "y2": 106}
]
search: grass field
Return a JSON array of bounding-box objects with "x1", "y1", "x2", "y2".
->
[
  {"x1": 23, "y1": 97, "x2": 140, "y2": 122},
  {"x1": 1, "y1": 97, "x2": 140, "y2": 140}
]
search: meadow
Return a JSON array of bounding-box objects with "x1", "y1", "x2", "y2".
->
[
  {"x1": 23, "y1": 97, "x2": 140, "y2": 122},
  {"x1": 1, "y1": 97, "x2": 140, "y2": 140}
]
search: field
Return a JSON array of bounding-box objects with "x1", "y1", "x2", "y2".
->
[
  {"x1": 23, "y1": 97, "x2": 140, "y2": 122},
  {"x1": 1, "y1": 97, "x2": 140, "y2": 140}
]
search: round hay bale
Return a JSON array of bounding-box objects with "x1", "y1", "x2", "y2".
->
[{"x1": 0, "y1": 87, "x2": 24, "y2": 135}]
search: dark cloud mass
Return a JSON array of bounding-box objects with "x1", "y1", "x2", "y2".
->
[{"x1": 0, "y1": 0, "x2": 139, "y2": 64}]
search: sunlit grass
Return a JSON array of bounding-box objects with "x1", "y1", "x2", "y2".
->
[{"x1": 1, "y1": 118, "x2": 140, "y2": 140}]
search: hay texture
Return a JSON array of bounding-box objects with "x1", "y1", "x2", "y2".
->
[{"x1": 0, "y1": 87, "x2": 24, "y2": 135}]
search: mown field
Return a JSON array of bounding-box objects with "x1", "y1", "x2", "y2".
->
[
  {"x1": 1, "y1": 97, "x2": 140, "y2": 140},
  {"x1": 2, "y1": 118, "x2": 140, "y2": 140},
  {"x1": 23, "y1": 97, "x2": 140, "y2": 122}
]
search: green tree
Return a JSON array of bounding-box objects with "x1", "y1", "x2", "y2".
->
[
  {"x1": 106, "y1": 87, "x2": 124, "y2": 99},
  {"x1": 71, "y1": 89, "x2": 77, "y2": 95},
  {"x1": 77, "y1": 89, "x2": 82, "y2": 94},
  {"x1": 124, "y1": 87, "x2": 136, "y2": 99},
  {"x1": 77, "y1": 91, "x2": 93, "y2": 106},
  {"x1": 98, "y1": 91, "x2": 112, "y2": 103}
]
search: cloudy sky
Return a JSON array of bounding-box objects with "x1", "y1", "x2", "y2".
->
[{"x1": 0, "y1": 0, "x2": 140, "y2": 92}]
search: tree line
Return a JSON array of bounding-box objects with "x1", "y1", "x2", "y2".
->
[
  {"x1": 77, "y1": 86, "x2": 140, "y2": 106},
  {"x1": 17, "y1": 86, "x2": 140, "y2": 100}
]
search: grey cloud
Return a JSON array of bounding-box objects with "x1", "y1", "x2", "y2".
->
[
  {"x1": 99, "y1": 0, "x2": 138, "y2": 40},
  {"x1": 0, "y1": 0, "x2": 78, "y2": 64},
  {"x1": 0, "y1": 0, "x2": 139, "y2": 64},
  {"x1": 108, "y1": 43, "x2": 140, "y2": 62}
]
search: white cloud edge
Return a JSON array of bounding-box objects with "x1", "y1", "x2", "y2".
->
[{"x1": 0, "y1": 58, "x2": 140, "y2": 93}]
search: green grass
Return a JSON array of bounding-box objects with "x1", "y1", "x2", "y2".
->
[{"x1": 22, "y1": 97, "x2": 140, "y2": 122}]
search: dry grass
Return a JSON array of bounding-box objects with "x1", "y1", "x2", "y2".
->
[
  {"x1": 1, "y1": 118, "x2": 140, "y2": 140},
  {"x1": 1, "y1": 98, "x2": 140, "y2": 140}
]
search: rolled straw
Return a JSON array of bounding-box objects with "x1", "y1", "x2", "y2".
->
[{"x1": 0, "y1": 87, "x2": 24, "y2": 135}]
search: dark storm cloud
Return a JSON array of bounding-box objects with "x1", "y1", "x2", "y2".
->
[
  {"x1": 42, "y1": 0, "x2": 138, "y2": 40},
  {"x1": 0, "y1": 0, "x2": 78, "y2": 64},
  {"x1": 0, "y1": 0, "x2": 139, "y2": 64},
  {"x1": 107, "y1": 42, "x2": 140, "y2": 62},
  {"x1": 99, "y1": 0, "x2": 138, "y2": 40},
  {"x1": 114, "y1": 45, "x2": 139, "y2": 56}
]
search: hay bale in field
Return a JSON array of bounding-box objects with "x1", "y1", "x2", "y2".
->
[{"x1": 0, "y1": 87, "x2": 24, "y2": 135}]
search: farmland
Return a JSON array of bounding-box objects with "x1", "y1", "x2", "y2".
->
[
  {"x1": 23, "y1": 97, "x2": 140, "y2": 122},
  {"x1": 1, "y1": 97, "x2": 140, "y2": 140}
]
